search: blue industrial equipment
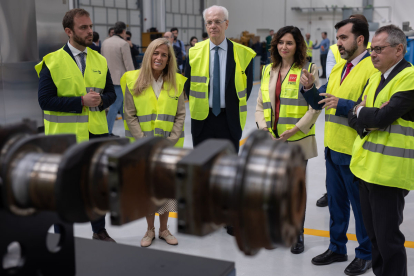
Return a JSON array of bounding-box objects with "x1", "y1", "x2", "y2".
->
[{"x1": 405, "y1": 37, "x2": 414, "y2": 64}]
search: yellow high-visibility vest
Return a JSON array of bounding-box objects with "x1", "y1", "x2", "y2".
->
[
  {"x1": 35, "y1": 46, "x2": 108, "y2": 142},
  {"x1": 306, "y1": 40, "x2": 313, "y2": 58},
  {"x1": 260, "y1": 62, "x2": 315, "y2": 141},
  {"x1": 351, "y1": 65, "x2": 414, "y2": 190},
  {"x1": 188, "y1": 39, "x2": 256, "y2": 130},
  {"x1": 120, "y1": 70, "x2": 187, "y2": 147},
  {"x1": 324, "y1": 55, "x2": 377, "y2": 155}
]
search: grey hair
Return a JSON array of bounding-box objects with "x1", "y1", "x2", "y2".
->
[
  {"x1": 203, "y1": 5, "x2": 229, "y2": 22},
  {"x1": 375, "y1": 24, "x2": 407, "y2": 53}
]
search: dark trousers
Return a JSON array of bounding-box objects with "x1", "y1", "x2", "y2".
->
[
  {"x1": 325, "y1": 149, "x2": 371, "y2": 260},
  {"x1": 359, "y1": 180, "x2": 409, "y2": 276},
  {"x1": 54, "y1": 132, "x2": 109, "y2": 234},
  {"x1": 320, "y1": 54, "x2": 327, "y2": 78},
  {"x1": 306, "y1": 56, "x2": 313, "y2": 63},
  {"x1": 192, "y1": 108, "x2": 239, "y2": 153}
]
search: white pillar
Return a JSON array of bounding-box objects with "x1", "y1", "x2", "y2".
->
[
  {"x1": 143, "y1": 0, "x2": 152, "y2": 32},
  {"x1": 154, "y1": 0, "x2": 166, "y2": 32}
]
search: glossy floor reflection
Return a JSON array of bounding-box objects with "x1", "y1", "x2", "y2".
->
[{"x1": 76, "y1": 73, "x2": 414, "y2": 276}]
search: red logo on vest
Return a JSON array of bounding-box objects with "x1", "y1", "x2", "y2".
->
[{"x1": 288, "y1": 74, "x2": 298, "y2": 82}]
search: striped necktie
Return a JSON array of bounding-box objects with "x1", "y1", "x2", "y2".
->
[{"x1": 79, "y1": 52, "x2": 86, "y2": 76}]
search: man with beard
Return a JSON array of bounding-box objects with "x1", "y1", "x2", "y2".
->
[
  {"x1": 101, "y1": 21, "x2": 135, "y2": 136},
  {"x1": 300, "y1": 18, "x2": 377, "y2": 275},
  {"x1": 36, "y1": 8, "x2": 116, "y2": 242}
]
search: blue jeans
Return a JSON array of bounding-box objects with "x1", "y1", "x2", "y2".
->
[{"x1": 107, "y1": 85, "x2": 124, "y2": 134}]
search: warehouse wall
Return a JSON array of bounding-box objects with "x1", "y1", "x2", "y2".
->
[{"x1": 205, "y1": 0, "x2": 414, "y2": 43}]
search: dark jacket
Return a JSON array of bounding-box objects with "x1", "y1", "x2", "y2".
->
[
  {"x1": 184, "y1": 39, "x2": 254, "y2": 141},
  {"x1": 89, "y1": 43, "x2": 101, "y2": 54},
  {"x1": 348, "y1": 58, "x2": 414, "y2": 138},
  {"x1": 38, "y1": 43, "x2": 116, "y2": 114}
]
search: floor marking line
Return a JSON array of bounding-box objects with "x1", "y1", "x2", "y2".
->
[{"x1": 153, "y1": 217, "x2": 414, "y2": 249}]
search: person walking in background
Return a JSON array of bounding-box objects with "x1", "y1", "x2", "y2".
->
[
  {"x1": 107, "y1": 27, "x2": 114, "y2": 38},
  {"x1": 186, "y1": 36, "x2": 198, "y2": 55},
  {"x1": 125, "y1": 31, "x2": 140, "y2": 69},
  {"x1": 301, "y1": 18, "x2": 376, "y2": 275},
  {"x1": 90, "y1": 31, "x2": 101, "y2": 53},
  {"x1": 256, "y1": 26, "x2": 321, "y2": 255},
  {"x1": 265, "y1": 29, "x2": 274, "y2": 64},
  {"x1": 305, "y1": 33, "x2": 313, "y2": 62},
  {"x1": 171, "y1": 27, "x2": 186, "y2": 73},
  {"x1": 101, "y1": 21, "x2": 135, "y2": 136},
  {"x1": 313, "y1": 32, "x2": 330, "y2": 78},
  {"x1": 36, "y1": 8, "x2": 116, "y2": 242},
  {"x1": 164, "y1": 31, "x2": 182, "y2": 71},
  {"x1": 121, "y1": 38, "x2": 186, "y2": 247}
]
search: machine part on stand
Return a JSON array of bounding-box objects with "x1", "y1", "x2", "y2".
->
[
  {"x1": 55, "y1": 138, "x2": 129, "y2": 223},
  {"x1": 0, "y1": 121, "x2": 75, "y2": 276},
  {"x1": 176, "y1": 131, "x2": 306, "y2": 255},
  {"x1": 1, "y1": 122, "x2": 306, "y2": 259}
]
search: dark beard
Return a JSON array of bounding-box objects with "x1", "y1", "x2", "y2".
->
[
  {"x1": 340, "y1": 40, "x2": 358, "y2": 60},
  {"x1": 73, "y1": 31, "x2": 92, "y2": 47}
]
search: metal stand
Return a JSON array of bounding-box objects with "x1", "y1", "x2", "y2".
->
[{"x1": 0, "y1": 209, "x2": 75, "y2": 276}]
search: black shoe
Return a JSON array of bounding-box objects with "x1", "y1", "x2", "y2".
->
[
  {"x1": 316, "y1": 193, "x2": 328, "y2": 207},
  {"x1": 344, "y1": 258, "x2": 372, "y2": 276},
  {"x1": 226, "y1": 225, "x2": 234, "y2": 236},
  {"x1": 320, "y1": 75, "x2": 326, "y2": 79},
  {"x1": 291, "y1": 234, "x2": 304, "y2": 254},
  {"x1": 92, "y1": 229, "x2": 116, "y2": 243},
  {"x1": 311, "y1": 249, "x2": 348, "y2": 265},
  {"x1": 109, "y1": 133, "x2": 120, "y2": 137}
]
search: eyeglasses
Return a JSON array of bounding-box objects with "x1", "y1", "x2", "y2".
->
[
  {"x1": 369, "y1": 44, "x2": 398, "y2": 54},
  {"x1": 205, "y1": 20, "x2": 227, "y2": 27}
]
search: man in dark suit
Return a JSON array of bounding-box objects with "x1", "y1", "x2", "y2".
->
[
  {"x1": 37, "y1": 8, "x2": 116, "y2": 242},
  {"x1": 348, "y1": 25, "x2": 414, "y2": 276},
  {"x1": 184, "y1": 5, "x2": 255, "y2": 153}
]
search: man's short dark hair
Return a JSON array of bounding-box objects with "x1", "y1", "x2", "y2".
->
[
  {"x1": 335, "y1": 18, "x2": 369, "y2": 47},
  {"x1": 322, "y1": 32, "x2": 327, "y2": 36},
  {"x1": 126, "y1": 31, "x2": 132, "y2": 36},
  {"x1": 349, "y1": 14, "x2": 368, "y2": 24},
  {"x1": 114, "y1": 21, "x2": 127, "y2": 35},
  {"x1": 108, "y1": 27, "x2": 114, "y2": 35},
  {"x1": 170, "y1": 27, "x2": 178, "y2": 33},
  {"x1": 62, "y1": 8, "x2": 90, "y2": 30},
  {"x1": 202, "y1": 32, "x2": 208, "y2": 39},
  {"x1": 93, "y1": 31, "x2": 99, "y2": 42}
]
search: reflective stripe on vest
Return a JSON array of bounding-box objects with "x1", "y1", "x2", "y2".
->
[
  {"x1": 350, "y1": 65, "x2": 414, "y2": 191},
  {"x1": 260, "y1": 62, "x2": 314, "y2": 141},
  {"x1": 121, "y1": 69, "x2": 187, "y2": 147},
  {"x1": 324, "y1": 55, "x2": 377, "y2": 155},
  {"x1": 188, "y1": 39, "x2": 256, "y2": 130},
  {"x1": 35, "y1": 46, "x2": 108, "y2": 142},
  {"x1": 44, "y1": 114, "x2": 88, "y2": 123},
  {"x1": 325, "y1": 114, "x2": 349, "y2": 127}
]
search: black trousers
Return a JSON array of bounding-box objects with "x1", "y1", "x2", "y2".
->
[
  {"x1": 192, "y1": 108, "x2": 240, "y2": 153},
  {"x1": 320, "y1": 53, "x2": 327, "y2": 77},
  {"x1": 54, "y1": 132, "x2": 109, "y2": 234},
  {"x1": 359, "y1": 180, "x2": 409, "y2": 276}
]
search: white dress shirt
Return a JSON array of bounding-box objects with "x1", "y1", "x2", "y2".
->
[
  {"x1": 209, "y1": 38, "x2": 227, "y2": 108},
  {"x1": 67, "y1": 41, "x2": 87, "y2": 72},
  {"x1": 326, "y1": 49, "x2": 336, "y2": 79},
  {"x1": 341, "y1": 50, "x2": 368, "y2": 80},
  {"x1": 152, "y1": 74, "x2": 164, "y2": 99}
]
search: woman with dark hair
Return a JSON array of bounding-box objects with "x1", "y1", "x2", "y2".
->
[
  {"x1": 186, "y1": 36, "x2": 198, "y2": 56},
  {"x1": 255, "y1": 26, "x2": 321, "y2": 254}
]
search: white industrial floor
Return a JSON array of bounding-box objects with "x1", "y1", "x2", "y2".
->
[{"x1": 73, "y1": 76, "x2": 414, "y2": 275}]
